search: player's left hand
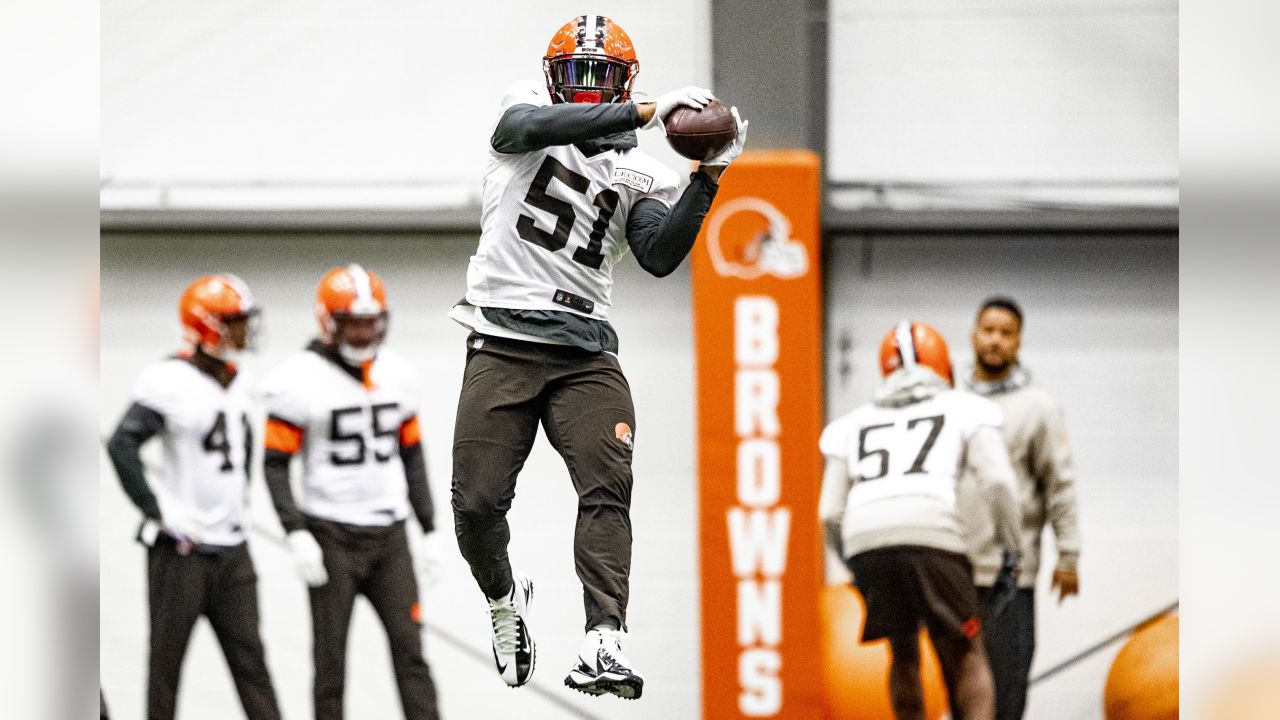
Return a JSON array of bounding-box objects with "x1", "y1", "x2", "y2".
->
[
  {"x1": 700, "y1": 107, "x2": 748, "y2": 169},
  {"x1": 1051, "y1": 567, "x2": 1080, "y2": 603},
  {"x1": 413, "y1": 532, "x2": 445, "y2": 587}
]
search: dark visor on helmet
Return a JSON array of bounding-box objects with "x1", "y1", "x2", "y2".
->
[{"x1": 546, "y1": 57, "x2": 633, "y2": 103}]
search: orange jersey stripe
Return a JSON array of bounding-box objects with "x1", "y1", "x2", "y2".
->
[
  {"x1": 264, "y1": 418, "x2": 304, "y2": 454},
  {"x1": 400, "y1": 416, "x2": 422, "y2": 447}
]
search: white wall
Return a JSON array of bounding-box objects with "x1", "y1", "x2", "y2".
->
[
  {"x1": 101, "y1": 1, "x2": 710, "y2": 187},
  {"x1": 99, "y1": 235, "x2": 698, "y2": 720},
  {"x1": 828, "y1": 0, "x2": 1178, "y2": 182},
  {"x1": 822, "y1": 234, "x2": 1178, "y2": 719}
]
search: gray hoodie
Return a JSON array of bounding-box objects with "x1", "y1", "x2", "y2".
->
[{"x1": 959, "y1": 365, "x2": 1081, "y2": 587}]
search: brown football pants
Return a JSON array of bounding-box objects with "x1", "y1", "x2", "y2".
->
[
  {"x1": 146, "y1": 536, "x2": 281, "y2": 720},
  {"x1": 306, "y1": 516, "x2": 440, "y2": 720},
  {"x1": 452, "y1": 332, "x2": 636, "y2": 632}
]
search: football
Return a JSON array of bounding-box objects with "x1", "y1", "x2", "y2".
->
[{"x1": 664, "y1": 98, "x2": 737, "y2": 161}]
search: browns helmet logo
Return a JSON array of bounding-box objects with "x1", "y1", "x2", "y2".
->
[
  {"x1": 614, "y1": 422, "x2": 634, "y2": 450},
  {"x1": 705, "y1": 197, "x2": 809, "y2": 280}
]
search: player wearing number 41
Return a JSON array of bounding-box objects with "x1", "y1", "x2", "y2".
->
[
  {"x1": 106, "y1": 275, "x2": 282, "y2": 720},
  {"x1": 818, "y1": 322, "x2": 1025, "y2": 720},
  {"x1": 447, "y1": 13, "x2": 746, "y2": 701},
  {"x1": 261, "y1": 265, "x2": 442, "y2": 720}
]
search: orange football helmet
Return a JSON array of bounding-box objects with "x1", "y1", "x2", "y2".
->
[
  {"x1": 315, "y1": 264, "x2": 389, "y2": 363},
  {"x1": 543, "y1": 15, "x2": 639, "y2": 104},
  {"x1": 178, "y1": 274, "x2": 258, "y2": 356},
  {"x1": 879, "y1": 320, "x2": 954, "y2": 386}
]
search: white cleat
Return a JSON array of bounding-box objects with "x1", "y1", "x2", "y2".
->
[
  {"x1": 564, "y1": 628, "x2": 644, "y2": 700},
  {"x1": 488, "y1": 572, "x2": 535, "y2": 687}
]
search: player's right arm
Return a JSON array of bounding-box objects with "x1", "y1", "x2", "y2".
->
[
  {"x1": 492, "y1": 101, "x2": 646, "y2": 154},
  {"x1": 490, "y1": 81, "x2": 711, "y2": 154},
  {"x1": 818, "y1": 456, "x2": 853, "y2": 559},
  {"x1": 107, "y1": 363, "x2": 184, "y2": 521},
  {"x1": 817, "y1": 416, "x2": 857, "y2": 560},
  {"x1": 106, "y1": 401, "x2": 165, "y2": 520}
]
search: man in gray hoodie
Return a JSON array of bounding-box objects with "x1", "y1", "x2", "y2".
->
[{"x1": 959, "y1": 297, "x2": 1082, "y2": 720}]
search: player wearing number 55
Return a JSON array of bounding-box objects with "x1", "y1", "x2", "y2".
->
[
  {"x1": 447, "y1": 14, "x2": 746, "y2": 701},
  {"x1": 818, "y1": 321, "x2": 1024, "y2": 720},
  {"x1": 261, "y1": 265, "x2": 443, "y2": 720},
  {"x1": 106, "y1": 275, "x2": 282, "y2": 720}
]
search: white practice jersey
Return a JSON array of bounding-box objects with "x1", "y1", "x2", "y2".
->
[
  {"x1": 262, "y1": 347, "x2": 420, "y2": 527},
  {"x1": 464, "y1": 80, "x2": 681, "y2": 320},
  {"x1": 129, "y1": 358, "x2": 253, "y2": 546},
  {"x1": 820, "y1": 389, "x2": 1004, "y2": 556}
]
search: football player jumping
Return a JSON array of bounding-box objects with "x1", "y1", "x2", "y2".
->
[
  {"x1": 107, "y1": 275, "x2": 281, "y2": 720},
  {"x1": 818, "y1": 322, "x2": 1025, "y2": 720},
  {"x1": 448, "y1": 14, "x2": 747, "y2": 700},
  {"x1": 262, "y1": 265, "x2": 442, "y2": 720}
]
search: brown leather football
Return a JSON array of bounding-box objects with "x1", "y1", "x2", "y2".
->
[{"x1": 664, "y1": 98, "x2": 737, "y2": 161}]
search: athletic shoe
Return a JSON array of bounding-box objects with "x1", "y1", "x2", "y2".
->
[
  {"x1": 488, "y1": 572, "x2": 535, "y2": 687},
  {"x1": 564, "y1": 628, "x2": 644, "y2": 700}
]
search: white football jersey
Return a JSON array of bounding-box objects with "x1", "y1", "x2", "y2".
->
[
  {"x1": 820, "y1": 389, "x2": 1003, "y2": 555},
  {"x1": 261, "y1": 347, "x2": 421, "y2": 527},
  {"x1": 463, "y1": 80, "x2": 681, "y2": 320},
  {"x1": 129, "y1": 358, "x2": 253, "y2": 547}
]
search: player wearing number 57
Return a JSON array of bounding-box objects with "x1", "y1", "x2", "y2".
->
[
  {"x1": 447, "y1": 14, "x2": 747, "y2": 700},
  {"x1": 260, "y1": 265, "x2": 442, "y2": 720},
  {"x1": 818, "y1": 322, "x2": 1024, "y2": 720},
  {"x1": 106, "y1": 275, "x2": 282, "y2": 720}
]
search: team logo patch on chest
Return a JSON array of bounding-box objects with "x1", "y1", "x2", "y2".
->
[{"x1": 612, "y1": 168, "x2": 654, "y2": 193}]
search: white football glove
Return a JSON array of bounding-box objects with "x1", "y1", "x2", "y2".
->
[
  {"x1": 413, "y1": 532, "x2": 445, "y2": 588},
  {"x1": 701, "y1": 107, "x2": 748, "y2": 168},
  {"x1": 287, "y1": 530, "x2": 329, "y2": 587},
  {"x1": 643, "y1": 86, "x2": 715, "y2": 129}
]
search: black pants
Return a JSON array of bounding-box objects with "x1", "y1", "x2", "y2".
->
[
  {"x1": 452, "y1": 333, "x2": 636, "y2": 632},
  {"x1": 146, "y1": 537, "x2": 280, "y2": 720},
  {"x1": 847, "y1": 546, "x2": 982, "y2": 643},
  {"x1": 977, "y1": 586, "x2": 1036, "y2": 720},
  {"x1": 307, "y1": 516, "x2": 440, "y2": 720}
]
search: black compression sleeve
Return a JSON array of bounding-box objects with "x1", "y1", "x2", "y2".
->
[
  {"x1": 401, "y1": 443, "x2": 435, "y2": 533},
  {"x1": 491, "y1": 102, "x2": 643, "y2": 153},
  {"x1": 106, "y1": 402, "x2": 165, "y2": 520},
  {"x1": 626, "y1": 170, "x2": 721, "y2": 277},
  {"x1": 263, "y1": 450, "x2": 305, "y2": 533}
]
